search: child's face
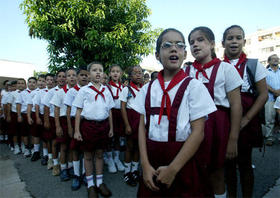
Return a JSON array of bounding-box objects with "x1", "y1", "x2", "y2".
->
[
  {"x1": 101, "y1": 73, "x2": 108, "y2": 85},
  {"x1": 37, "y1": 77, "x2": 46, "y2": 89},
  {"x1": 110, "y1": 66, "x2": 122, "y2": 82},
  {"x1": 90, "y1": 64, "x2": 103, "y2": 83},
  {"x1": 131, "y1": 67, "x2": 143, "y2": 84},
  {"x1": 66, "y1": 69, "x2": 77, "y2": 87},
  {"x1": 46, "y1": 76, "x2": 54, "y2": 89},
  {"x1": 77, "y1": 70, "x2": 89, "y2": 86},
  {"x1": 28, "y1": 79, "x2": 37, "y2": 90},
  {"x1": 17, "y1": 80, "x2": 26, "y2": 91},
  {"x1": 156, "y1": 31, "x2": 186, "y2": 71},
  {"x1": 189, "y1": 30, "x2": 214, "y2": 62},
  {"x1": 222, "y1": 27, "x2": 245, "y2": 58},
  {"x1": 56, "y1": 72, "x2": 66, "y2": 87}
]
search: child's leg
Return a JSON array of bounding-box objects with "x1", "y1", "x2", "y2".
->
[
  {"x1": 52, "y1": 139, "x2": 60, "y2": 175},
  {"x1": 209, "y1": 168, "x2": 226, "y2": 198},
  {"x1": 59, "y1": 143, "x2": 70, "y2": 180},
  {"x1": 13, "y1": 135, "x2": 20, "y2": 154},
  {"x1": 225, "y1": 159, "x2": 238, "y2": 198},
  {"x1": 95, "y1": 149, "x2": 104, "y2": 186},
  {"x1": 113, "y1": 135, "x2": 125, "y2": 172},
  {"x1": 84, "y1": 151, "x2": 95, "y2": 188},
  {"x1": 72, "y1": 149, "x2": 80, "y2": 176},
  {"x1": 124, "y1": 137, "x2": 133, "y2": 172}
]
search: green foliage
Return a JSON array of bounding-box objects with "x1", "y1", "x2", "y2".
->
[
  {"x1": 33, "y1": 70, "x2": 48, "y2": 78},
  {"x1": 20, "y1": 0, "x2": 161, "y2": 73}
]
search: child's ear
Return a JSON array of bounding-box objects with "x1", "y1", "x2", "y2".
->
[
  {"x1": 183, "y1": 50, "x2": 187, "y2": 60},
  {"x1": 222, "y1": 41, "x2": 225, "y2": 48},
  {"x1": 155, "y1": 52, "x2": 160, "y2": 62}
]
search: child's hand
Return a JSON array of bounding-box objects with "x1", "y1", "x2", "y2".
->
[
  {"x1": 36, "y1": 117, "x2": 42, "y2": 125},
  {"x1": 56, "y1": 126, "x2": 63, "y2": 137},
  {"x1": 226, "y1": 138, "x2": 238, "y2": 159},
  {"x1": 27, "y1": 116, "x2": 33, "y2": 125},
  {"x1": 240, "y1": 116, "x2": 250, "y2": 130},
  {"x1": 68, "y1": 126, "x2": 73, "y2": 138},
  {"x1": 108, "y1": 128, "x2": 113, "y2": 138},
  {"x1": 143, "y1": 164, "x2": 159, "y2": 192},
  {"x1": 6, "y1": 116, "x2": 11, "y2": 123},
  {"x1": 156, "y1": 166, "x2": 177, "y2": 189},
  {"x1": 17, "y1": 115, "x2": 22, "y2": 123},
  {"x1": 74, "y1": 131, "x2": 83, "y2": 141},
  {"x1": 125, "y1": 125, "x2": 132, "y2": 135}
]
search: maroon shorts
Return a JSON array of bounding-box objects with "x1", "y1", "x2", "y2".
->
[
  {"x1": 56, "y1": 116, "x2": 70, "y2": 144},
  {"x1": 0, "y1": 117, "x2": 8, "y2": 132},
  {"x1": 137, "y1": 139, "x2": 207, "y2": 197},
  {"x1": 69, "y1": 117, "x2": 81, "y2": 150},
  {"x1": 80, "y1": 119, "x2": 110, "y2": 152},
  {"x1": 29, "y1": 112, "x2": 42, "y2": 137},
  {"x1": 19, "y1": 114, "x2": 30, "y2": 136},
  {"x1": 42, "y1": 117, "x2": 56, "y2": 141},
  {"x1": 112, "y1": 108, "x2": 125, "y2": 137},
  {"x1": 127, "y1": 109, "x2": 140, "y2": 140},
  {"x1": 8, "y1": 112, "x2": 20, "y2": 136}
]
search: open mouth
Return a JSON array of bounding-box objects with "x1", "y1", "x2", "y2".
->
[
  {"x1": 169, "y1": 55, "x2": 179, "y2": 62},
  {"x1": 230, "y1": 46, "x2": 239, "y2": 51},
  {"x1": 193, "y1": 49, "x2": 201, "y2": 54}
]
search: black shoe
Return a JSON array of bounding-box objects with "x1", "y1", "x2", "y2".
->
[
  {"x1": 68, "y1": 167, "x2": 75, "y2": 178},
  {"x1": 31, "y1": 151, "x2": 41, "y2": 161},
  {"x1": 97, "y1": 183, "x2": 112, "y2": 197},
  {"x1": 60, "y1": 169, "x2": 70, "y2": 181},
  {"x1": 41, "y1": 156, "x2": 48, "y2": 165},
  {"x1": 71, "y1": 175, "x2": 81, "y2": 191},
  {"x1": 124, "y1": 172, "x2": 137, "y2": 187},
  {"x1": 131, "y1": 170, "x2": 139, "y2": 182}
]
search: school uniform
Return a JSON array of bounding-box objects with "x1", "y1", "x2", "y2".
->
[
  {"x1": 7, "y1": 90, "x2": 20, "y2": 136},
  {"x1": 130, "y1": 69, "x2": 217, "y2": 197},
  {"x1": 42, "y1": 86, "x2": 60, "y2": 141},
  {"x1": 185, "y1": 59, "x2": 243, "y2": 169},
  {"x1": 50, "y1": 85, "x2": 70, "y2": 143},
  {"x1": 107, "y1": 81, "x2": 125, "y2": 136},
  {"x1": 72, "y1": 82, "x2": 115, "y2": 152},
  {"x1": 1, "y1": 90, "x2": 9, "y2": 132}
]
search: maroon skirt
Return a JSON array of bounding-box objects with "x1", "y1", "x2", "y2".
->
[
  {"x1": 19, "y1": 114, "x2": 30, "y2": 136},
  {"x1": 8, "y1": 112, "x2": 19, "y2": 136},
  {"x1": 56, "y1": 116, "x2": 70, "y2": 144},
  {"x1": 127, "y1": 108, "x2": 140, "y2": 140},
  {"x1": 112, "y1": 108, "x2": 125, "y2": 137},
  {"x1": 80, "y1": 118, "x2": 110, "y2": 152},
  {"x1": 42, "y1": 117, "x2": 56, "y2": 141},
  {"x1": 137, "y1": 139, "x2": 206, "y2": 197}
]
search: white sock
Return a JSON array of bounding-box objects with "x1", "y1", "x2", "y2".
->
[
  {"x1": 114, "y1": 150, "x2": 120, "y2": 160},
  {"x1": 96, "y1": 174, "x2": 103, "y2": 187},
  {"x1": 86, "y1": 175, "x2": 95, "y2": 188},
  {"x1": 5, "y1": 135, "x2": 8, "y2": 140},
  {"x1": 131, "y1": 161, "x2": 139, "y2": 172},
  {"x1": 34, "y1": 144, "x2": 40, "y2": 152},
  {"x1": 60, "y1": 163, "x2": 67, "y2": 170},
  {"x1": 124, "y1": 162, "x2": 131, "y2": 174},
  {"x1": 106, "y1": 151, "x2": 113, "y2": 159},
  {"x1": 73, "y1": 161, "x2": 80, "y2": 176},
  {"x1": 214, "y1": 192, "x2": 227, "y2": 198},
  {"x1": 82, "y1": 158, "x2": 85, "y2": 174},
  {"x1": 120, "y1": 137, "x2": 125, "y2": 146},
  {"x1": 0, "y1": 135, "x2": 3, "y2": 140},
  {"x1": 15, "y1": 144, "x2": 20, "y2": 150},
  {"x1": 68, "y1": 161, "x2": 73, "y2": 169},
  {"x1": 48, "y1": 153, "x2": 53, "y2": 159},
  {"x1": 43, "y1": 148, "x2": 48, "y2": 156},
  {"x1": 53, "y1": 158, "x2": 58, "y2": 166}
]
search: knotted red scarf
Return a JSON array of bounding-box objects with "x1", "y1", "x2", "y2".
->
[
  {"x1": 109, "y1": 81, "x2": 122, "y2": 97},
  {"x1": 193, "y1": 58, "x2": 221, "y2": 80},
  {"x1": 89, "y1": 85, "x2": 106, "y2": 101},
  {"x1": 224, "y1": 52, "x2": 247, "y2": 77}
]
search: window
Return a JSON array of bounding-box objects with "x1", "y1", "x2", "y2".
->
[
  {"x1": 261, "y1": 47, "x2": 274, "y2": 53},
  {"x1": 258, "y1": 33, "x2": 273, "y2": 41}
]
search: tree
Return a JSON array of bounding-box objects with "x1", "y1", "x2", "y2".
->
[{"x1": 20, "y1": 0, "x2": 161, "y2": 73}]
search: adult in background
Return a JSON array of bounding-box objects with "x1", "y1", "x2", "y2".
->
[{"x1": 265, "y1": 54, "x2": 280, "y2": 146}]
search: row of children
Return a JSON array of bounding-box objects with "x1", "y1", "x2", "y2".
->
[{"x1": 0, "y1": 24, "x2": 268, "y2": 198}]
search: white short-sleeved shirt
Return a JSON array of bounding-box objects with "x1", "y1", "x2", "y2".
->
[
  {"x1": 64, "y1": 84, "x2": 81, "y2": 117},
  {"x1": 185, "y1": 61, "x2": 243, "y2": 108},
  {"x1": 107, "y1": 84, "x2": 124, "y2": 109},
  {"x1": 50, "y1": 85, "x2": 70, "y2": 117},
  {"x1": 1, "y1": 91, "x2": 10, "y2": 105},
  {"x1": 130, "y1": 77, "x2": 217, "y2": 142},
  {"x1": 119, "y1": 86, "x2": 141, "y2": 109},
  {"x1": 34, "y1": 88, "x2": 49, "y2": 115},
  {"x1": 42, "y1": 86, "x2": 60, "y2": 117},
  {"x1": 26, "y1": 88, "x2": 41, "y2": 112},
  {"x1": 229, "y1": 59, "x2": 267, "y2": 93},
  {"x1": 7, "y1": 90, "x2": 20, "y2": 113},
  {"x1": 72, "y1": 82, "x2": 115, "y2": 121},
  {"x1": 274, "y1": 96, "x2": 280, "y2": 109},
  {"x1": 1, "y1": 89, "x2": 8, "y2": 106},
  {"x1": 15, "y1": 88, "x2": 35, "y2": 113}
]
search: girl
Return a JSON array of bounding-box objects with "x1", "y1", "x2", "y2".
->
[
  {"x1": 131, "y1": 28, "x2": 217, "y2": 197},
  {"x1": 120, "y1": 65, "x2": 143, "y2": 187},
  {"x1": 105, "y1": 64, "x2": 125, "y2": 173},
  {"x1": 222, "y1": 25, "x2": 268, "y2": 198},
  {"x1": 73, "y1": 62, "x2": 114, "y2": 198},
  {"x1": 186, "y1": 26, "x2": 243, "y2": 198}
]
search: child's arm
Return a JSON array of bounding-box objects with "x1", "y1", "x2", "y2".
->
[
  {"x1": 66, "y1": 105, "x2": 73, "y2": 138},
  {"x1": 54, "y1": 106, "x2": 63, "y2": 137},
  {"x1": 43, "y1": 106, "x2": 50, "y2": 129},
  {"x1": 108, "y1": 110, "x2": 113, "y2": 137},
  {"x1": 74, "y1": 108, "x2": 83, "y2": 141},
  {"x1": 121, "y1": 101, "x2": 132, "y2": 135},
  {"x1": 138, "y1": 115, "x2": 159, "y2": 192},
  {"x1": 227, "y1": 87, "x2": 242, "y2": 159},
  {"x1": 156, "y1": 117, "x2": 205, "y2": 188},
  {"x1": 16, "y1": 103, "x2": 22, "y2": 123},
  {"x1": 6, "y1": 104, "x2": 11, "y2": 123},
  {"x1": 27, "y1": 104, "x2": 33, "y2": 125},
  {"x1": 35, "y1": 105, "x2": 42, "y2": 125},
  {"x1": 241, "y1": 79, "x2": 268, "y2": 129}
]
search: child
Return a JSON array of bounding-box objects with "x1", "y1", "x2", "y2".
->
[
  {"x1": 43, "y1": 70, "x2": 66, "y2": 175},
  {"x1": 34, "y1": 73, "x2": 54, "y2": 166},
  {"x1": 222, "y1": 25, "x2": 268, "y2": 198},
  {"x1": 131, "y1": 28, "x2": 217, "y2": 197},
  {"x1": 64, "y1": 67, "x2": 89, "y2": 190},
  {"x1": 150, "y1": 71, "x2": 158, "y2": 81},
  {"x1": 16, "y1": 77, "x2": 37, "y2": 157},
  {"x1": 120, "y1": 65, "x2": 143, "y2": 186},
  {"x1": 73, "y1": 62, "x2": 114, "y2": 198},
  {"x1": 106, "y1": 64, "x2": 125, "y2": 173},
  {"x1": 51, "y1": 68, "x2": 77, "y2": 181},
  {"x1": 186, "y1": 26, "x2": 243, "y2": 198},
  {"x1": 27, "y1": 75, "x2": 46, "y2": 161}
]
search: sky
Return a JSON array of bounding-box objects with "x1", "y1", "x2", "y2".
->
[{"x1": 0, "y1": 0, "x2": 280, "y2": 72}]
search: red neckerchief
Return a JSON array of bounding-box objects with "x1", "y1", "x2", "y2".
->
[
  {"x1": 73, "y1": 84, "x2": 80, "y2": 91},
  {"x1": 89, "y1": 85, "x2": 106, "y2": 101},
  {"x1": 62, "y1": 85, "x2": 69, "y2": 93},
  {"x1": 45, "y1": 90, "x2": 48, "y2": 92},
  {"x1": 157, "y1": 69, "x2": 186, "y2": 124},
  {"x1": 193, "y1": 58, "x2": 221, "y2": 80},
  {"x1": 129, "y1": 81, "x2": 142, "y2": 92},
  {"x1": 109, "y1": 81, "x2": 122, "y2": 97},
  {"x1": 224, "y1": 52, "x2": 247, "y2": 77},
  {"x1": 27, "y1": 90, "x2": 31, "y2": 93}
]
